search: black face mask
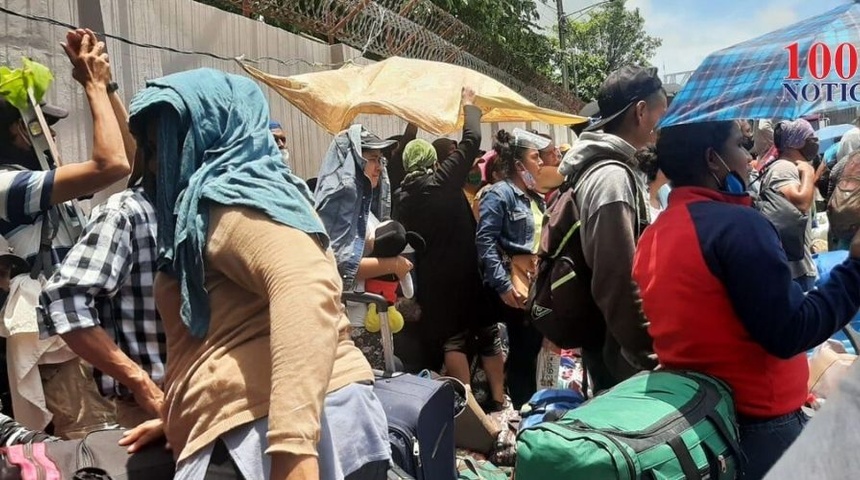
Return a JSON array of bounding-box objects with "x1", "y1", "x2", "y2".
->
[
  {"x1": 742, "y1": 136, "x2": 755, "y2": 152},
  {"x1": 801, "y1": 141, "x2": 820, "y2": 163}
]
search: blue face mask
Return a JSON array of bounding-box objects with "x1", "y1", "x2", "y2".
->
[{"x1": 713, "y1": 152, "x2": 747, "y2": 195}]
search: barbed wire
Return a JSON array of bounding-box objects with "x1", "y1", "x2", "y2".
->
[
  {"x1": 1, "y1": 1, "x2": 581, "y2": 112},
  {"x1": 220, "y1": 0, "x2": 582, "y2": 112}
]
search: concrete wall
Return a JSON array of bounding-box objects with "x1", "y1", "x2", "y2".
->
[{"x1": 0, "y1": 0, "x2": 576, "y2": 195}]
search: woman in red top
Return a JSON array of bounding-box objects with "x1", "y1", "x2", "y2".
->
[{"x1": 633, "y1": 120, "x2": 860, "y2": 480}]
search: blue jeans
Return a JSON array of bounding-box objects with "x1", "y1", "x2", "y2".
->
[{"x1": 738, "y1": 409, "x2": 809, "y2": 480}]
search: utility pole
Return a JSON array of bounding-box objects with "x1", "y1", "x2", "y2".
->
[{"x1": 556, "y1": 0, "x2": 569, "y2": 92}]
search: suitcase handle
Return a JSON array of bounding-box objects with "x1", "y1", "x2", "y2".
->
[
  {"x1": 342, "y1": 292, "x2": 397, "y2": 374},
  {"x1": 342, "y1": 292, "x2": 389, "y2": 311}
]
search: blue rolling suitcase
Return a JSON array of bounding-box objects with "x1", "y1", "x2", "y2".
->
[{"x1": 343, "y1": 292, "x2": 456, "y2": 480}]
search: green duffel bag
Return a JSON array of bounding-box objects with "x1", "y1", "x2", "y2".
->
[{"x1": 516, "y1": 370, "x2": 742, "y2": 480}]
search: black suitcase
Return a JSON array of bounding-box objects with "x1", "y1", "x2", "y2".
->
[{"x1": 343, "y1": 292, "x2": 456, "y2": 480}]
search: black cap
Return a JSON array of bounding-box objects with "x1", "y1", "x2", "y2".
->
[
  {"x1": 585, "y1": 66, "x2": 663, "y2": 133},
  {"x1": 0, "y1": 98, "x2": 69, "y2": 128},
  {"x1": 360, "y1": 127, "x2": 398, "y2": 151}
]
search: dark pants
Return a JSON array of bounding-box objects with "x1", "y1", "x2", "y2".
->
[
  {"x1": 738, "y1": 409, "x2": 809, "y2": 480},
  {"x1": 500, "y1": 305, "x2": 544, "y2": 409},
  {"x1": 204, "y1": 439, "x2": 389, "y2": 480},
  {"x1": 580, "y1": 346, "x2": 620, "y2": 394}
]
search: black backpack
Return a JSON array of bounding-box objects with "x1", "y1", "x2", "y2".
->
[{"x1": 526, "y1": 159, "x2": 645, "y2": 349}]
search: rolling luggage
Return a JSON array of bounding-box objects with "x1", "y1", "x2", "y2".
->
[{"x1": 343, "y1": 292, "x2": 457, "y2": 480}]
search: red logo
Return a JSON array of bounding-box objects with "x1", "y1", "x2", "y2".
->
[{"x1": 783, "y1": 42, "x2": 860, "y2": 102}]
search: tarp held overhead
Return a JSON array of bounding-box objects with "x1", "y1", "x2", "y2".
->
[{"x1": 241, "y1": 57, "x2": 587, "y2": 136}]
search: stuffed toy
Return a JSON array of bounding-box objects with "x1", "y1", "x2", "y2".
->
[{"x1": 363, "y1": 220, "x2": 424, "y2": 334}]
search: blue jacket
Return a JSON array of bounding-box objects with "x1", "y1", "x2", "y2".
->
[
  {"x1": 314, "y1": 125, "x2": 391, "y2": 290},
  {"x1": 476, "y1": 180, "x2": 544, "y2": 294}
]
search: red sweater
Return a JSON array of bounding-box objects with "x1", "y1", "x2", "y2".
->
[{"x1": 633, "y1": 187, "x2": 860, "y2": 418}]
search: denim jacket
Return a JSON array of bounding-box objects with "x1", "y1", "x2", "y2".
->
[
  {"x1": 476, "y1": 179, "x2": 545, "y2": 294},
  {"x1": 314, "y1": 124, "x2": 391, "y2": 291}
]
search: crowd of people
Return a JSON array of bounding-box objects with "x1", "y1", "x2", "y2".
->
[{"x1": 0, "y1": 25, "x2": 859, "y2": 480}]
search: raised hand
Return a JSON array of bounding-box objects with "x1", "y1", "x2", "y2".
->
[
  {"x1": 461, "y1": 86, "x2": 477, "y2": 107},
  {"x1": 61, "y1": 29, "x2": 111, "y2": 87}
]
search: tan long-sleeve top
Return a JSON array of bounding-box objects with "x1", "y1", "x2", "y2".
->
[{"x1": 155, "y1": 206, "x2": 373, "y2": 462}]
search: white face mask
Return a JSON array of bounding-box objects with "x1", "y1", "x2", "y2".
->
[{"x1": 280, "y1": 148, "x2": 291, "y2": 167}]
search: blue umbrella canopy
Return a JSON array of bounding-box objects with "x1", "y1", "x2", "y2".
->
[
  {"x1": 817, "y1": 123, "x2": 854, "y2": 153},
  {"x1": 660, "y1": 2, "x2": 860, "y2": 127}
]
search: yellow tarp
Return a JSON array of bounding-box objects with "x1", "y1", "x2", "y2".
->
[{"x1": 240, "y1": 57, "x2": 587, "y2": 136}]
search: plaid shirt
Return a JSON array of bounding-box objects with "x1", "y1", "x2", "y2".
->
[{"x1": 38, "y1": 187, "x2": 165, "y2": 400}]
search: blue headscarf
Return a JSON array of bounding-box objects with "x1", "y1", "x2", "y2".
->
[{"x1": 128, "y1": 68, "x2": 327, "y2": 338}]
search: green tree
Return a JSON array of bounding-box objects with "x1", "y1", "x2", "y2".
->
[
  {"x1": 431, "y1": 0, "x2": 557, "y2": 78},
  {"x1": 565, "y1": 0, "x2": 662, "y2": 101}
]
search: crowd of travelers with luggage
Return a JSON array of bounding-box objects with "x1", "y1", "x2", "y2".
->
[{"x1": 1, "y1": 25, "x2": 860, "y2": 480}]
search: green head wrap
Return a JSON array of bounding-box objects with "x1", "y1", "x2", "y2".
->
[{"x1": 403, "y1": 139, "x2": 438, "y2": 173}]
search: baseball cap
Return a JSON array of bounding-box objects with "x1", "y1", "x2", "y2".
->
[
  {"x1": 0, "y1": 98, "x2": 68, "y2": 128},
  {"x1": 585, "y1": 66, "x2": 663, "y2": 133},
  {"x1": 360, "y1": 127, "x2": 398, "y2": 151}
]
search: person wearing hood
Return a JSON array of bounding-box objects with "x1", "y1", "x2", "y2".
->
[
  {"x1": 476, "y1": 128, "x2": 548, "y2": 408},
  {"x1": 556, "y1": 65, "x2": 665, "y2": 391},
  {"x1": 122, "y1": 69, "x2": 390, "y2": 480},
  {"x1": 314, "y1": 124, "x2": 413, "y2": 370},
  {"x1": 394, "y1": 88, "x2": 507, "y2": 411},
  {"x1": 762, "y1": 119, "x2": 822, "y2": 291}
]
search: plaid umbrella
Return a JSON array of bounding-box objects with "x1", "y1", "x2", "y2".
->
[{"x1": 660, "y1": 2, "x2": 860, "y2": 127}]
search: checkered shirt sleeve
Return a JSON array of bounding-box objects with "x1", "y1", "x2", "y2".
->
[{"x1": 38, "y1": 206, "x2": 133, "y2": 337}]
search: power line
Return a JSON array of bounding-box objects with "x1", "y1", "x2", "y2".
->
[{"x1": 0, "y1": 5, "x2": 361, "y2": 69}]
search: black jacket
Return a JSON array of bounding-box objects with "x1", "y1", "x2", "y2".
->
[{"x1": 393, "y1": 106, "x2": 490, "y2": 343}]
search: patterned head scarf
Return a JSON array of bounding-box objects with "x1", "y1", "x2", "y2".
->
[{"x1": 775, "y1": 119, "x2": 815, "y2": 152}]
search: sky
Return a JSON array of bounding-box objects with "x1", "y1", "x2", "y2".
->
[{"x1": 536, "y1": 0, "x2": 846, "y2": 76}]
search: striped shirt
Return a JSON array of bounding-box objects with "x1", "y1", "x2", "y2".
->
[
  {"x1": 0, "y1": 168, "x2": 79, "y2": 271},
  {"x1": 38, "y1": 188, "x2": 165, "y2": 400}
]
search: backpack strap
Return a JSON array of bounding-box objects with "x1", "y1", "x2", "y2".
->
[
  {"x1": 30, "y1": 211, "x2": 56, "y2": 280},
  {"x1": 567, "y1": 158, "x2": 649, "y2": 234},
  {"x1": 0, "y1": 164, "x2": 60, "y2": 279},
  {"x1": 541, "y1": 157, "x2": 647, "y2": 261}
]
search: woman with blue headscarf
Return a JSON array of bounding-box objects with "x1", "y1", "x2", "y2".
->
[{"x1": 121, "y1": 69, "x2": 390, "y2": 480}]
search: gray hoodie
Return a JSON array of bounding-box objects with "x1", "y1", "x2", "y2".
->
[{"x1": 560, "y1": 132, "x2": 657, "y2": 385}]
